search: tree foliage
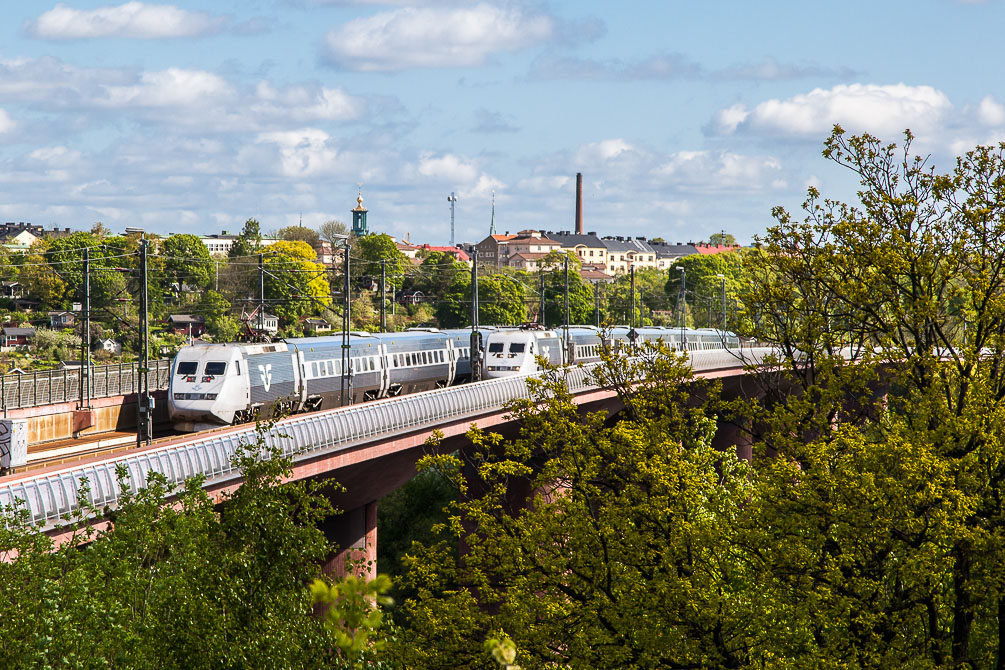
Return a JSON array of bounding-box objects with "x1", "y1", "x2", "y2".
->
[
  {"x1": 162, "y1": 233, "x2": 214, "y2": 291},
  {"x1": 263, "y1": 240, "x2": 331, "y2": 325}
]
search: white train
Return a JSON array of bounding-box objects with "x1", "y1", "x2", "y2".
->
[
  {"x1": 483, "y1": 326, "x2": 740, "y2": 377},
  {"x1": 168, "y1": 326, "x2": 740, "y2": 432}
]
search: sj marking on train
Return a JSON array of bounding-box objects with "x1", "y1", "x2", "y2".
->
[{"x1": 259, "y1": 364, "x2": 272, "y2": 392}]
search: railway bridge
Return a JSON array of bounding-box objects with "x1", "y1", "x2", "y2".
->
[{"x1": 0, "y1": 348, "x2": 774, "y2": 577}]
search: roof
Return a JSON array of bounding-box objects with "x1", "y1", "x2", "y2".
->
[
  {"x1": 418, "y1": 244, "x2": 470, "y2": 261},
  {"x1": 693, "y1": 243, "x2": 741, "y2": 255},
  {"x1": 2, "y1": 327, "x2": 35, "y2": 336},
  {"x1": 167, "y1": 314, "x2": 206, "y2": 325},
  {"x1": 580, "y1": 269, "x2": 614, "y2": 283},
  {"x1": 508, "y1": 234, "x2": 561, "y2": 245},
  {"x1": 543, "y1": 231, "x2": 607, "y2": 248},
  {"x1": 649, "y1": 241, "x2": 699, "y2": 258},
  {"x1": 601, "y1": 237, "x2": 655, "y2": 254},
  {"x1": 508, "y1": 252, "x2": 552, "y2": 262}
]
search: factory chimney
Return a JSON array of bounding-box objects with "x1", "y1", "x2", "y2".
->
[{"x1": 575, "y1": 172, "x2": 583, "y2": 235}]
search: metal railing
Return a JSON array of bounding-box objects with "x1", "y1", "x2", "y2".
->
[
  {"x1": 0, "y1": 347, "x2": 775, "y2": 530},
  {"x1": 0, "y1": 360, "x2": 172, "y2": 413}
]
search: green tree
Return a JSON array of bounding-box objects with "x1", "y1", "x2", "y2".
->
[
  {"x1": 395, "y1": 345, "x2": 758, "y2": 668},
  {"x1": 355, "y1": 233, "x2": 410, "y2": 283},
  {"x1": 665, "y1": 251, "x2": 747, "y2": 329},
  {"x1": 162, "y1": 234, "x2": 214, "y2": 291},
  {"x1": 277, "y1": 225, "x2": 321, "y2": 248},
  {"x1": 0, "y1": 437, "x2": 343, "y2": 668},
  {"x1": 708, "y1": 231, "x2": 737, "y2": 246},
  {"x1": 228, "y1": 218, "x2": 263, "y2": 259},
  {"x1": 436, "y1": 273, "x2": 527, "y2": 328},
  {"x1": 263, "y1": 240, "x2": 331, "y2": 325},
  {"x1": 735, "y1": 127, "x2": 1005, "y2": 666},
  {"x1": 538, "y1": 251, "x2": 593, "y2": 326}
]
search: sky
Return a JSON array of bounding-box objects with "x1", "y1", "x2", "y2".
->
[{"x1": 1, "y1": 1, "x2": 1003, "y2": 246}]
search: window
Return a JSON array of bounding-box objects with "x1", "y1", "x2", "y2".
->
[
  {"x1": 177, "y1": 361, "x2": 198, "y2": 375},
  {"x1": 205, "y1": 362, "x2": 227, "y2": 376},
  {"x1": 489, "y1": 342, "x2": 504, "y2": 353},
  {"x1": 235, "y1": 361, "x2": 241, "y2": 375},
  {"x1": 510, "y1": 342, "x2": 526, "y2": 353}
]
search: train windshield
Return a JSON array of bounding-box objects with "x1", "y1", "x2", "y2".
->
[
  {"x1": 177, "y1": 361, "x2": 198, "y2": 375},
  {"x1": 509, "y1": 343, "x2": 526, "y2": 353},
  {"x1": 488, "y1": 342, "x2": 504, "y2": 353},
  {"x1": 205, "y1": 362, "x2": 227, "y2": 376}
]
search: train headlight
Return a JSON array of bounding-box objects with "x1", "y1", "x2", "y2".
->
[{"x1": 206, "y1": 394, "x2": 217, "y2": 400}]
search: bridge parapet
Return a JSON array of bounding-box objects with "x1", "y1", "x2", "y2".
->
[{"x1": 0, "y1": 347, "x2": 775, "y2": 534}]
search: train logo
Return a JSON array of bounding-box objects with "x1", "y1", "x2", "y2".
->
[{"x1": 258, "y1": 364, "x2": 273, "y2": 392}]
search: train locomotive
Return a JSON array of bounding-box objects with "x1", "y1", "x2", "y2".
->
[
  {"x1": 168, "y1": 325, "x2": 741, "y2": 432},
  {"x1": 483, "y1": 326, "x2": 741, "y2": 378},
  {"x1": 168, "y1": 328, "x2": 484, "y2": 432}
]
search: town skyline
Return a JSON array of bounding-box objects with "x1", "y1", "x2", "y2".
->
[{"x1": 3, "y1": 1, "x2": 1004, "y2": 244}]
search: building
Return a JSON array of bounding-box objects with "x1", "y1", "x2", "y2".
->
[
  {"x1": 1, "y1": 327, "x2": 35, "y2": 351},
  {"x1": 649, "y1": 241, "x2": 699, "y2": 270},
  {"x1": 352, "y1": 191, "x2": 368, "y2": 237},
  {"x1": 166, "y1": 314, "x2": 207, "y2": 338},
  {"x1": 0, "y1": 228, "x2": 39, "y2": 253},
  {"x1": 93, "y1": 338, "x2": 122, "y2": 355},
  {"x1": 475, "y1": 233, "x2": 516, "y2": 267},
  {"x1": 600, "y1": 236, "x2": 658, "y2": 275},
  {"x1": 200, "y1": 232, "x2": 280, "y2": 256},
  {"x1": 1, "y1": 281, "x2": 24, "y2": 299},
  {"x1": 302, "y1": 318, "x2": 330, "y2": 334},
  {"x1": 693, "y1": 242, "x2": 741, "y2": 255},
  {"x1": 48, "y1": 311, "x2": 76, "y2": 330},
  {"x1": 544, "y1": 231, "x2": 609, "y2": 267}
]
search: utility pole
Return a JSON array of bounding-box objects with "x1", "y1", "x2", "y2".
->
[
  {"x1": 717, "y1": 273, "x2": 727, "y2": 333},
  {"x1": 677, "y1": 266, "x2": 686, "y2": 352},
  {"x1": 380, "y1": 258, "x2": 387, "y2": 332},
  {"x1": 563, "y1": 255, "x2": 570, "y2": 362},
  {"x1": 79, "y1": 247, "x2": 91, "y2": 411},
  {"x1": 447, "y1": 192, "x2": 457, "y2": 247},
  {"x1": 341, "y1": 243, "x2": 352, "y2": 406},
  {"x1": 539, "y1": 270, "x2": 545, "y2": 326},
  {"x1": 257, "y1": 253, "x2": 265, "y2": 338},
  {"x1": 594, "y1": 282, "x2": 600, "y2": 328},
  {"x1": 629, "y1": 264, "x2": 637, "y2": 348},
  {"x1": 137, "y1": 239, "x2": 152, "y2": 447},
  {"x1": 470, "y1": 249, "x2": 481, "y2": 381}
]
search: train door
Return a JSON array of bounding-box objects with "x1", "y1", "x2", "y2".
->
[
  {"x1": 378, "y1": 343, "x2": 391, "y2": 397},
  {"x1": 445, "y1": 339, "x2": 457, "y2": 385}
]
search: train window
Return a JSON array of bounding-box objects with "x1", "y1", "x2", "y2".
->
[
  {"x1": 488, "y1": 342, "x2": 504, "y2": 353},
  {"x1": 369, "y1": 358, "x2": 375, "y2": 371},
  {"x1": 235, "y1": 361, "x2": 241, "y2": 375},
  {"x1": 177, "y1": 361, "x2": 198, "y2": 375},
  {"x1": 510, "y1": 343, "x2": 526, "y2": 353},
  {"x1": 205, "y1": 362, "x2": 227, "y2": 376}
]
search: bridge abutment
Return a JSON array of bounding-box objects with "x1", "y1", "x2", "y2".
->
[{"x1": 320, "y1": 500, "x2": 377, "y2": 580}]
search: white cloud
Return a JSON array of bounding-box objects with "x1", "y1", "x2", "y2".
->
[
  {"x1": 656, "y1": 151, "x2": 784, "y2": 192},
  {"x1": 415, "y1": 153, "x2": 480, "y2": 182},
  {"x1": 977, "y1": 95, "x2": 1005, "y2": 126},
  {"x1": 325, "y1": 4, "x2": 553, "y2": 71},
  {"x1": 0, "y1": 109, "x2": 15, "y2": 133},
  {"x1": 29, "y1": 2, "x2": 225, "y2": 40},
  {"x1": 714, "y1": 84, "x2": 953, "y2": 138},
  {"x1": 252, "y1": 82, "x2": 366, "y2": 122},
  {"x1": 100, "y1": 68, "x2": 233, "y2": 107},
  {"x1": 254, "y1": 128, "x2": 339, "y2": 178}
]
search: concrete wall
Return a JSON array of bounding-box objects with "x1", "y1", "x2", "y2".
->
[{"x1": 3, "y1": 390, "x2": 169, "y2": 444}]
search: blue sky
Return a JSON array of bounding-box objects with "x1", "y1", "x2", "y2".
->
[{"x1": 0, "y1": 1, "x2": 1001, "y2": 245}]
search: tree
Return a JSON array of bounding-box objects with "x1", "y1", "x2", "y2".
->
[
  {"x1": 277, "y1": 225, "x2": 320, "y2": 248},
  {"x1": 228, "y1": 218, "x2": 263, "y2": 259},
  {"x1": 665, "y1": 252, "x2": 747, "y2": 330},
  {"x1": 435, "y1": 273, "x2": 527, "y2": 328},
  {"x1": 708, "y1": 231, "x2": 736, "y2": 246},
  {"x1": 0, "y1": 438, "x2": 346, "y2": 668},
  {"x1": 395, "y1": 345, "x2": 759, "y2": 668},
  {"x1": 538, "y1": 251, "x2": 593, "y2": 326},
  {"x1": 162, "y1": 234, "x2": 214, "y2": 291},
  {"x1": 404, "y1": 251, "x2": 468, "y2": 300},
  {"x1": 355, "y1": 233, "x2": 410, "y2": 283},
  {"x1": 263, "y1": 240, "x2": 331, "y2": 325},
  {"x1": 735, "y1": 127, "x2": 1005, "y2": 666}
]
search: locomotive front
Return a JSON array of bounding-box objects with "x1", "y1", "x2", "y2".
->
[{"x1": 168, "y1": 344, "x2": 251, "y2": 432}]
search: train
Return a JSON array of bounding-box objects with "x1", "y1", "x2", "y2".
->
[{"x1": 168, "y1": 326, "x2": 740, "y2": 432}]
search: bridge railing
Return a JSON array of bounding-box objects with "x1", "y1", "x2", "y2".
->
[
  {"x1": 0, "y1": 360, "x2": 172, "y2": 412},
  {"x1": 0, "y1": 347, "x2": 775, "y2": 531}
]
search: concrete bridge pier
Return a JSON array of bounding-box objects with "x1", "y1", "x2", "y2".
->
[{"x1": 320, "y1": 500, "x2": 378, "y2": 581}]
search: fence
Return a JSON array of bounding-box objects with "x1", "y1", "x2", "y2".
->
[{"x1": 0, "y1": 360, "x2": 172, "y2": 412}]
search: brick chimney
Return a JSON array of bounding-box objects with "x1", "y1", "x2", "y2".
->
[{"x1": 575, "y1": 172, "x2": 583, "y2": 235}]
